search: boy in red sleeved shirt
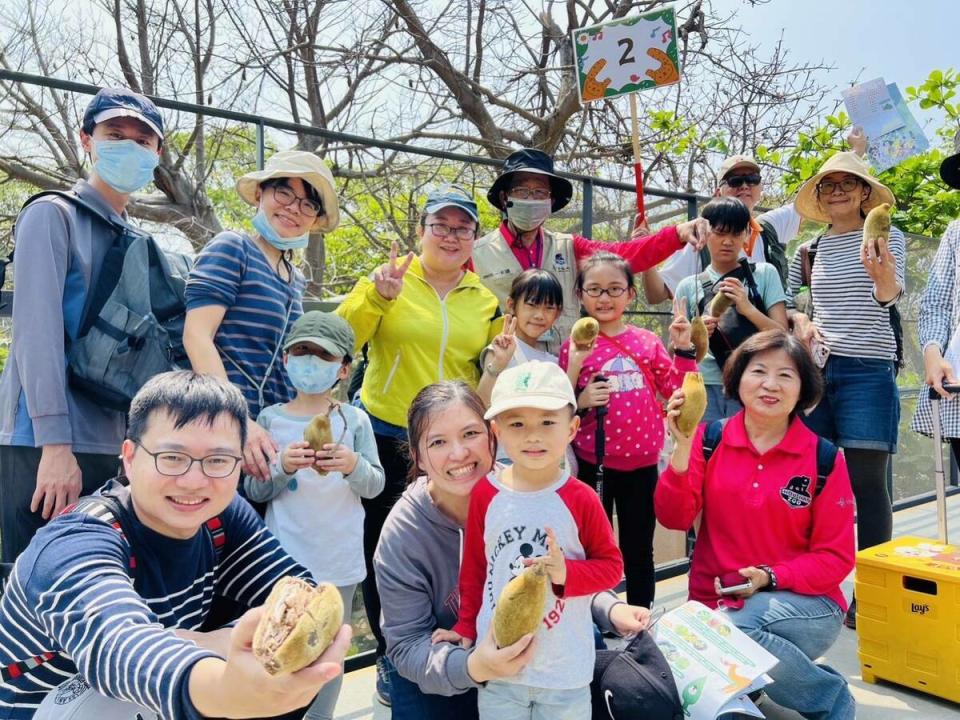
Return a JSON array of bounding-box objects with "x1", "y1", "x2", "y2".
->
[{"x1": 437, "y1": 360, "x2": 623, "y2": 720}]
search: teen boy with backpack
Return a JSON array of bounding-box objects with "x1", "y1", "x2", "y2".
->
[{"x1": 0, "y1": 87, "x2": 164, "y2": 562}]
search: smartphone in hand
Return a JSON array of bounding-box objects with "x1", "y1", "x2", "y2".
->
[{"x1": 717, "y1": 571, "x2": 753, "y2": 595}]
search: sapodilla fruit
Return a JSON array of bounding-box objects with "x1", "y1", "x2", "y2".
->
[
  {"x1": 304, "y1": 410, "x2": 335, "y2": 476},
  {"x1": 253, "y1": 577, "x2": 343, "y2": 675},
  {"x1": 570, "y1": 317, "x2": 600, "y2": 350},
  {"x1": 862, "y1": 202, "x2": 892, "y2": 256},
  {"x1": 690, "y1": 316, "x2": 709, "y2": 362},
  {"x1": 676, "y1": 372, "x2": 707, "y2": 436},
  {"x1": 493, "y1": 564, "x2": 548, "y2": 647},
  {"x1": 709, "y1": 292, "x2": 734, "y2": 317}
]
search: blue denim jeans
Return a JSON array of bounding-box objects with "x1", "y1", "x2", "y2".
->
[
  {"x1": 803, "y1": 355, "x2": 900, "y2": 453},
  {"x1": 478, "y1": 681, "x2": 591, "y2": 720},
  {"x1": 388, "y1": 658, "x2": 479, "y2": 720},
  {"x1": 723, "y1": 591, "x2": 855, "y2": 720},
  {"x1": 703, "y1": 383, "x2": 743, "y2": 426}
]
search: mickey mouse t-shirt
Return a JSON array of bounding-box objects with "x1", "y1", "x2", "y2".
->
[{"x1": 453, "y1": 469, "x2": 623, "y2": 690}]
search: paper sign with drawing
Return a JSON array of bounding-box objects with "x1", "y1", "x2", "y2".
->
[{"x1": 572, "y1": 7, "x2": 680, "y2": 103}]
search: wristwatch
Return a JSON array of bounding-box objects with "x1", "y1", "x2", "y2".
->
[
  {"x1": 757, "y1": 564, "x2": 778, "y2": 591},
  {"x1": 485, "y1": 362, "x2": 504, "y2": 376}
]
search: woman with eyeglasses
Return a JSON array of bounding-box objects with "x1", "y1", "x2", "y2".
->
[
  {"x1": 184, "y1": 150, "x2": 340, "y2": 488},
  {"x1": 336, "y1": 185, "x2": 502, "y2": 706},
  {"x1": 786, "y1": 151, "x2": 903, "y2": 630}
]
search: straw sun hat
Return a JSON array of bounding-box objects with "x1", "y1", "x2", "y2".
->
[
  {"x1": 794, "y1": 151, "x2": 896, "y2": 224},
  {"x1": 236, "y1": 150, "x2": 340, "y2": 232}
]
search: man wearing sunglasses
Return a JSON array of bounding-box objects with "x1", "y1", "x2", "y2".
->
[
  {"x1": 644, "y1": 129, "x2": 868, "y2": 304},
  {"x1": 0, "y1": 371, "x2": 351, "y2": 720}
]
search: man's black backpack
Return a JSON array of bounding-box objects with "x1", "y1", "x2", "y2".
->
[
  {"x1": 696, "y1": 259, "x2": 767, "y2": 370},
  {"x1": 15, "y1": 191, "x2": 192, "y2": 411}
]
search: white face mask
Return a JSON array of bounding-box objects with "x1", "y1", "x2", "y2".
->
[{"x1": 506, "y1": 198, "x2": 552, "y2": 231}]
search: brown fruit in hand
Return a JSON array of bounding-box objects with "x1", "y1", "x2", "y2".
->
[
  {"x1": 862, "y1": 202, "x2": 892, "y2": 255},
  {"x1": 571, "y1": 317, "x2": 600, "y2": 350},
  {"x1": 253, "y1": 577, "x2": 344, "y2": 675},
  {"x1": 304, "y1": 411, "x2": 334, "y2": 476},
  {"x1": 676, "y1": 372, "x2": 707, "y2": 436},
  {"x1": 709, "y1": 292, "x2": 733, "y2": 317},
  {"x1": 493, "y1": 564, "x2": 548, "y2": 648},
  {"x1": 690, "y1": 316, "x2": 709, "y2": 362}
]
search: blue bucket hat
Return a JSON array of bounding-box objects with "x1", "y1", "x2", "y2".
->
[
  {"x1": 424, "y1": 184, "x2": 479, "y2": 222},
  {"x1": 82, "y1": 87, "x2": 164, "y2": 140}
]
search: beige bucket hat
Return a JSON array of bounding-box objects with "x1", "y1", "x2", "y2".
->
[
  {"x1": 794, "y1": 151, "x2": 896, "y2": 224},
  {"x1": 236, "y1": 150, "x2": 340, "y2": 232}
]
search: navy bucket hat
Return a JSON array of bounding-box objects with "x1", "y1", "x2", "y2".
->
[{"x1": 487, "y1": 148, "x2": 574, "y2": 213}]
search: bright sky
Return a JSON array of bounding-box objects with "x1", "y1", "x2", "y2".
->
[{"x1": 714, "y1": 0, "x2": 956, "y2": 134}]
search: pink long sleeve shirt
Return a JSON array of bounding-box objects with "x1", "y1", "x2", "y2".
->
[
  {"x1": 559, "y1": 327, "x2": 697, "y2": 471},
  {"x1": 654, "y1": 413, "x2": 855, "y2": 611}
]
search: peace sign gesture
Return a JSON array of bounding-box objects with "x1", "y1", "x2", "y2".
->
[
  {"x1": 668, "y1": 296, "x2": 693, "y2": 350},
  {"x1": 488, "y1": 314, "x2": 519, "y2": 373},
  {"x1": 373, "y1": 240, "x2": 415, "y2": 300}
]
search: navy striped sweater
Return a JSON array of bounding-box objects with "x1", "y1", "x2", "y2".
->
[
  {"x1": 185, "y1": 231, "x2": 305, "y2": 418},
  {"x1": 0, "y1": 487, "x2": 311, "y2": 719}
]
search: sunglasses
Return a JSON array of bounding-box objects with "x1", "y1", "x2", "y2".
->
[{"x1": 724, "y1": 173, "x2": 762, "y2": 189}]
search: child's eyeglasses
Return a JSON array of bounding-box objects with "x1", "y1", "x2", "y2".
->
[
  {"x1": 582, "y1": 286, "x2": 629, "y2": 298},
  {"x1": 724, "y1": 173, "x2": 762, "y2": 189}
]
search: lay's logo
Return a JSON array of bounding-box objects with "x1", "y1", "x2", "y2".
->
[{"x1": 910, "y1": 602, "x2": 931, "y2": 615}]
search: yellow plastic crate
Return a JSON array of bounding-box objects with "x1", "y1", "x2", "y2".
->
[{"x1": 855, "y1": 535, "x2": 960, "y2": 703}]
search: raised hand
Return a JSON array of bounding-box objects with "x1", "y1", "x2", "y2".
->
[
  {"x1": 676, "y1": 218, "x2": 709, "y2": 250},
  {"x1": 373, "y1": 240, "x2": 415, "y2": 300},
  {"x1": 669, "y1": 296, "x2": 693, "y2": 350},
  {"x1": 488, "y1": 314, "x2": 519, "y2": 373}
]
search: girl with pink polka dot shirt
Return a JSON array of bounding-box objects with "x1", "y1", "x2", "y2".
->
[{"x1": 559, "y1": 252, "x2": 698, "y2": 608}]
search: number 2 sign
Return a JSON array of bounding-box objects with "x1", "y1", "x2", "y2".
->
[{"x1": 572, "y1": 7, "x2": 680, "y2": 104}]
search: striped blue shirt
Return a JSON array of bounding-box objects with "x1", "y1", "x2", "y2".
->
[
  {"x1": 186, "y1": 231, "x2": 305, "y2": 417},
  {"x1": 0, "y1": 485, "x2": 311, "y2": 719}
]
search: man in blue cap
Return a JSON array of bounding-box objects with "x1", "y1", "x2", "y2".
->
[
  {"x1": 473, "y1": 148, "x2": 706, "y2": 353},
  {"x1": 0, "y1": 87, "x2": 164, "y2": 562}
]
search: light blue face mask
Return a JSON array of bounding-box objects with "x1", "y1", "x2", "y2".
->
[
  {"x1": 252, "y1": 209, "x2": 310, "y2": 250},
  {"x1": 286, "y1": 354, "x2": 342, "y2": 394},
  {"x1": 93, "y1": 139, "x2": 160, "y2": 194}
]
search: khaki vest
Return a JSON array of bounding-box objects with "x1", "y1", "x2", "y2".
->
[{"x1": 472, "y1": 227, "x2": 579, "y2": 354}]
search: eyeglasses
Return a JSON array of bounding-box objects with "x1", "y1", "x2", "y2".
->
[
  {"x1": 816, "y1": 177, "x2": 861, "y2": 195},
  {"x1": 724, "y1": 173, "x2": 762, "y2": 189},
  {"x1": 134, "y1": 441, "x2": 242, "y2": 478},
  {"x1": 271, "y1": 185, "x2": 324, "y2": 218},
  {"x1": 425, "y1": 223, "x2": 478, "y2": 241},
  {"x1": 508, "y1": 187, "x2": 552, "y2": 201},
  {"x1": 581, "y1": 286, "x2": 629, "y2": 298}
]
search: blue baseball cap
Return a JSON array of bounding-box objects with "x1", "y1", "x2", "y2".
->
[
  {"x1": 424, "y1": 184, "x2": 479, "y2": 222},
  {"x1": 82, "y1": 87, "x2": 164, "y2": 140}
]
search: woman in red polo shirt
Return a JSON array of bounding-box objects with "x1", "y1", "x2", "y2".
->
[{"x1": 655, "y1": 329, "x2": 856, "y2": 720}]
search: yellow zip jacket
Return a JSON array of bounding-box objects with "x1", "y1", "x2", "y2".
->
[{"x1": 337, "y1": 257, "x2": 503, "y2": 428}]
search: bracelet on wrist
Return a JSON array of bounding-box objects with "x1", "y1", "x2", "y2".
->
[
  {"x1": 757, "y1": 564, "x2": 778, "y2": 591},
  {"x1": 674, "y1": 347, "x2": 697, "y2": 360}
]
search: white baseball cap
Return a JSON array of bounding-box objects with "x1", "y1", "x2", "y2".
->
[{"x1": 484, "y1": 360, "x2": 576, "y2": 420}]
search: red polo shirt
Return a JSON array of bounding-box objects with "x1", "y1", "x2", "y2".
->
[
  {"x1": 499, "y1": 221, "x2": 683, "y2": 272},
  {"x1": 654, "y1": 413, "x2": 855, "y2": 612}
]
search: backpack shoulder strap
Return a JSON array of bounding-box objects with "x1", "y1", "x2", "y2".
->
[
  {"x1": 68, "y1": 495, "x2": 138, "y2": 575},
  {"x1": 701, "y1": 418, "x2": 729, "y2": 464},
  {"x1": 814, "y1": 437, "x2": 839, "y2": 497},
  {"x1": 21, "y1": 190, "x2": 127, "y2": 233},
  {"x1": 205, "y1": 515, "x2": 227, "y2": 562}
]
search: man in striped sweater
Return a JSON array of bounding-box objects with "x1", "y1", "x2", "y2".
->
[{"x1": 0, "y1": 371, "x2": 350, "y2": 719}]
